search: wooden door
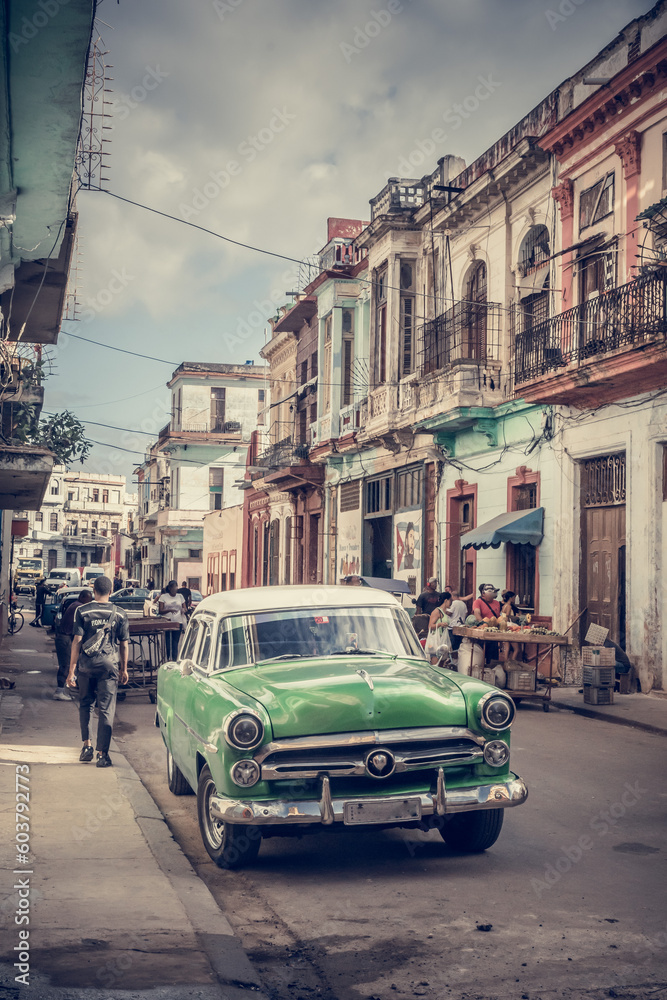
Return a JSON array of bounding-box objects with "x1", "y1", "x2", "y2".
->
[{"x1": 581, "y1": 504, "x2": 626, "y2": 644}]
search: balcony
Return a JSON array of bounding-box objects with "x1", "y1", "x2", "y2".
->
[
  {"x1": 255, "y1": 436, "x2": 323, "y2": 489},
  {"x1": 419, "y1": 300, "x2": 502, "y2": 376},
  {"x1": 159, "y1": 421, "x2": 244, "y2": 447},
  {"x1": 513, "y1": 271, "x2": 667, "y2": 406}
]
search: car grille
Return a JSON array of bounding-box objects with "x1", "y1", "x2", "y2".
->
[{"x1": 256, "y1": 726, "x2": 485, "y2": 781}]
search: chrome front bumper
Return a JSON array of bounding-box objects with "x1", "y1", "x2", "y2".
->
[{"x1": 209, "y1": 771, "x2": 528, "y2": 827}]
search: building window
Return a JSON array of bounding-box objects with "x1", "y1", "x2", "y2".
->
[
  {"x1": 322, "y1": 315, "x2": 332, "y2": 414},
  {"x1": 462, "y1": 260, "x2": 488, "y2": 359},
  {"x1": 209, "y1": 467, "x2": 224, "y2": 510},
  {"x1": 340, "y1": 480, "x2": 360, "y2": 512},
  {"x1": 662, "y1": 133, "x2": 667, "y2": 193},
  {"x1": 92, "y1": 520, "x2": 98, "y2": 530},
  {"x1": 49, "y1": 513, "x2": 58, "y2": 531},
  {"x1": 35, "y1": 511, "x2": 43, "y2": 524},
  {"x1": 300, "y1": 360, "x2": 308, "y2": 385},
  {"x1": 310, "y1": 351, "x2": 318, "y2": 379},
  {"x1": 374, "y1": 266, "x2": 388, "y2": 385},
  {"x1": 342, "y1": 309, "x2": 354, "y2": 407},
  {"x1": 257, "y1": 388, "x2": 265, "y2": 426},
  {"x1": 189, "y1": 549, "x2": 202, "y2": 559},
  {"x1": 396, "y1": 467, "x2": 422, "y2": 509},
  {"x1": 399, "y1": 260, "x2": 416, "y2": 377},
  {"x1": 211, "y1": 387, "x2": 226, "y2": 431},
  {"x1": 579, "y1": 172, "x2": 614, "y2": 231},
  {"x1": 50, "y1": 482, "x2": 59, "y2": 495},
  {"x1": 579, "y1": 246, "x2": 616, "y2": 302},
  {"x1": 518, "y1": 225, "x2": 550, "y2": 277},
  {"x1": 92, "y1": 489, "x2": 99, "y2": 502},
  {"x1": 67, "y1": 490, "x2": 76, "y2": 501},
  {"x1": 66, "y1": 552, "x2": 77, "y2": 567},
  {"x1": 103, "y1": 489, "x2": 110, "y2": 504},
  {"x1": 365, "y1": 475, "x2": 392, "y2": 516},
  {"x1": 111, "y1": 522, "x2": 119, "y2": 532}
]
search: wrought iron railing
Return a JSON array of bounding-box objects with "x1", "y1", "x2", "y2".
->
[
  {"x1": 258, "y1": 437, "x2": 309, "y2": 470},
  {"x1": 419, "y1": 300, "x2": 502, "y2": 376},
  {"x1": 513, "y1": 271, "x2": 667, "y2": 384}
]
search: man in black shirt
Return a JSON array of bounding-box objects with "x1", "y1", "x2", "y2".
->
[
  {"x1": 30, "y1": 579, "x2": 47, "y2": 627},
  {"x1": 416, "y1": 577, "x2": 443, "y2": 617},
  {"x1": 177, "y1": 581, "x2": 192, "y2": 614},
  {"x1": 53, "y1": 589, "x2": 93, "y2": 700},
  {"x1": 66, "y1": 576, "x2": 129, "y2": 768}
]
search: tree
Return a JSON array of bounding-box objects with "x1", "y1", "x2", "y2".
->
[{"x1": 11, "y1": 405, "x2": 91, "y2": 466}]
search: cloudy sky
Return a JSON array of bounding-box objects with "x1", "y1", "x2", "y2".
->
[{"x1": 47, "y1": 0, "x2": 653, "y2": 487}]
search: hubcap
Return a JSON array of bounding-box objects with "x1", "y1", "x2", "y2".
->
[{"x1": 204, "y1": 780, "x2": 224, "y2": 849}]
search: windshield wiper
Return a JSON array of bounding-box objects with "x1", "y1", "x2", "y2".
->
[
  {"x1": 331, "y1": 648, "x2": 396, "y2": 657},
  {"x1": 255, "y1": 653, "x2": 312, "y2": 664}
]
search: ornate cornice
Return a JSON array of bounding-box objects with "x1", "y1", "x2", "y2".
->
[{"x1": 540, "y1": 40, "x2": 667, "y2": 161}]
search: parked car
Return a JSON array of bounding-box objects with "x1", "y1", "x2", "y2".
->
[
  {"x1": 156, "y1": 585, "x2": 527, "y2": 869},
  {"x1": 45, "y1": 568, "x2": 81, "y2": 590},
  {"x1": 109, "y1": 587, "x2": 149, "y2": 611}
]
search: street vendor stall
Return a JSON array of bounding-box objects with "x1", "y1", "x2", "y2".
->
[
  {"x1": 121, "y1": 617, "x2": 182, "y2": 702},
  {"x1": 451, "y1": 625, "x2": 569, "y2": 710}
]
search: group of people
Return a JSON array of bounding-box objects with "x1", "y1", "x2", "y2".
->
[{"x1": 417, "y1": 578, "x2": 522, "y2": 665}]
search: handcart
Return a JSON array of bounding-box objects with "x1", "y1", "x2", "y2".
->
[
  {"x1": 120, "y1": 617, "x2": 182, "y2": 702},
  {"x1": 451, "y1": 627, "x2": 569, "y2": 711}
]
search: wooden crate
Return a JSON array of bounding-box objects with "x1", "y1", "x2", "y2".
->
[
  {"x1": 583, "y1": 686, "x2": 614, "y2": 706},
  {"x1": 582, "y1": 665, "x2": 615, "y2": 687},
  {"x1": 507, "y1": 669, "x2": 536, "y2": 692},
  {"x1": 582, "y1": 646, "x2": 616, "y2": 666}
]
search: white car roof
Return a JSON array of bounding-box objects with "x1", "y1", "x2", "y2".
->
[{"x1": 195, "y1": 585, "x2": 403, "y2": 617}]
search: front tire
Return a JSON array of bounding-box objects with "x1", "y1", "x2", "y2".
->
[
  {"x1": 438, "y1": 809, "x2": 504, "y2": 852},
  {"x1": 167, "y1": 748, "x2": 192, "y2": 795},
  {"x1": 9, "y1": 612, "x2": 24, "y2": 634},
  {"x1": 196, "y1": 765, "x2": 261, "y2": 869}
]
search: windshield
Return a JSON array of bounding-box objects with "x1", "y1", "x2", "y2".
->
[
  {"x1": 84, "y1": 570, "x2": 104, "y2": 579},
  {"x1": 18, "y1": 560, "x2": 42, "y2": 571},
  {"x1": 214, "y1": 605, "x2": 424, "y2": 669},
  {"x1": 49, "y1": 571, "x2": 68, "y2": 579}
]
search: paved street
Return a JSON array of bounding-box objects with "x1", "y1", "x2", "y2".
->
[{"x1": 2, "y1": 621, "x2": 666, "y2": 1000}]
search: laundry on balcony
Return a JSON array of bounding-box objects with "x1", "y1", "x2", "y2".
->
[{"x1": 459, "y1": 507, "x2": 544, "y2": 550}]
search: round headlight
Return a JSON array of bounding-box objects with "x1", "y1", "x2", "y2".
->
[
  {"x1": 231, "y1": 759, "x2": 261, "y2": 787},
  {"x1": 479, "y1": 693, "x2": 515, "y2": 731},
  {"x1": 225, "y1": 711, "x2": 264, "y2": 750},
  {"x1": 483, "y1": 739, "x2": 510, "y2": 767}
]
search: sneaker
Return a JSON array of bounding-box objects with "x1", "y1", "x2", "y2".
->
[
  {"x1": 96, "y1": 752, "x2": 112, "y2": 768},
  {"x1": 79, "y1": 745, "x2": 94, "y2": 763},
  {"x1": 53, "y1": 688, "x2": 71, "y2": 701}
]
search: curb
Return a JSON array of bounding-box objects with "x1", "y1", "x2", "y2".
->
[
  {"x1": 110, "y1": 741, "x2": 268, "y2": 999},
  {"x1": 549, "y1": 699, "x2": 667, "y2": 737}
]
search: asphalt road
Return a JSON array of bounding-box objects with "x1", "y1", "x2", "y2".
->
[{"x1": 111, "y1": 687, "x2": 667, "y2": 1000}]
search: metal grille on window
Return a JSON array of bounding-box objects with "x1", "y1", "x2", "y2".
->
[
  {"x1": 581, "y1": 454, "x2": 626, "y2": 507},
  {"x1": 517, "y1": 225, "x2": 550, "y2": 277},
  {"x1": 396, "y1": 468, "x2": 422, "y2": 509},
  {"x1": 365, "y1": 476, "x2": 392, "y2": 515}
]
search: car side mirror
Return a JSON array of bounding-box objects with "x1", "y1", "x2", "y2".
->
[{"x1": 180, "y1": 659, "x2": 195, "y2": 676}]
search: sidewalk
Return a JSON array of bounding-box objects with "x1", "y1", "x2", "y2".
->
[
  {"x1": 550, "y1": 684, "x2": 667, "y2": 736},
  {"x1": 0, "y1": 616, "x2": 267, "y2": 999}
]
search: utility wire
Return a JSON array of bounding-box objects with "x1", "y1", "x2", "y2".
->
[{"x1": 63, "y1": 330, "x2": 179, "y2": 365}]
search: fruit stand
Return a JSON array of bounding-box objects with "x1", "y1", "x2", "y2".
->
[{"x1": 451, "y1": 626, "x2": 570, "y2": 711}]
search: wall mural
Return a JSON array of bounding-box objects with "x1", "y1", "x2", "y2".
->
[
  {"x1": 338, "y1": 506, "x2": 362, "y2": 579},
  {"x1": 394, "y1": 509, "x2": 422, "y2": 594}
]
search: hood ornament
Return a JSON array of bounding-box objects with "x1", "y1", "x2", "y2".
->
[{"x1": 356, "y1": 668, "x2": 374, "y2": 690}]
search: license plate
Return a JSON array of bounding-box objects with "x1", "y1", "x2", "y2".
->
[{"x1": 343, "y1": 797, "x2": 422, "y2": 826}]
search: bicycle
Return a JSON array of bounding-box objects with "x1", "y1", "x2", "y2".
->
[{"x1": 8, "y1": 603, "x2": 24, "y2": 635}]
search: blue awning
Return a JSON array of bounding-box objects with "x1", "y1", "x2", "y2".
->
[{"x1": 460, "y1": 507, "x2": 544, "y2": 550}]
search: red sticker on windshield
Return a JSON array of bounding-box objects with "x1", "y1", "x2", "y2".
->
[{"x1": 314, "y1": 616, "x2": 329, "y2": 624}]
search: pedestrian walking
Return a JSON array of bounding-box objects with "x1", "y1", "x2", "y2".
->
[
  {"x1": 53, "y1": 589, "x2": 93, "y2": 700},
  {"x1": 158, "y1": 580, "x2": 186, "y2": 660},
  {"x1": 65, "y1": 576, "x2": 129, "y2": 768},
  {"x1": 415, "y1": 577, "x2": 442, "y2": 617},
  {"x1": 177, "y1": 580, "x2": 193, "y2": 615},
  {"x1": 30, "y1": 578, "x2": 47, "y2": 627}
]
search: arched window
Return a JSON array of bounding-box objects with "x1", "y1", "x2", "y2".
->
[
  {"x1": 462, "y1": 260, "x2": 487, "y2": 359},
  {"x1": 518, "y1": 225, "x2": 550, "y2": 277}
]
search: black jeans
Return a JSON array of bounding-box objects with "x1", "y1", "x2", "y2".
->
[
  {"x1": 54, "y1": 633, "x2": 72, "y2": 687},
  {"x1": 77, "y1": 670, "x2": 118, "y2": 753},
  {"x1": 165, "y1": 626, "x2": 181, "y2": 661}
]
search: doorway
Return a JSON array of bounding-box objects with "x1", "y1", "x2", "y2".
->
[
  {"x1": 363, "y1": 517, "x2": 392, "y2": 578},
  {"x1": 580, "y1": 454, "x2": 626, "y2": 646}
]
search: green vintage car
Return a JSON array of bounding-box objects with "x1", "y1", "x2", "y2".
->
[{"x1": 156, "y1": 586, "x2": 527, "y2": 868}]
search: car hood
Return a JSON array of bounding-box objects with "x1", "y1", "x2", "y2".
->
[{"x1": 223, "y1": 656, "x2": 468, "y2": 737}]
